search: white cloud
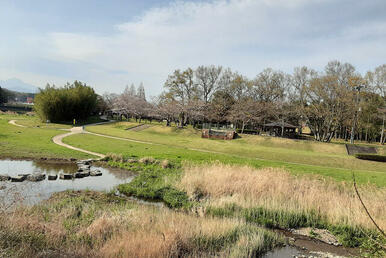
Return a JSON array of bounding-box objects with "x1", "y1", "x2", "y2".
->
[{"x1": 2, "y1": 0, "x2": 385, "y2": 95}]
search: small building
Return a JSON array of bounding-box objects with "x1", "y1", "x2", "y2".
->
[
  {"x1": 202, "y1": 129, "x2": 236, "y2": 140},
  {"x1": 264, "y1": 121, "x2": 298, "y2": 138},
  {"x1": 201, "y1": 123, "x2": 236, "y2": 140}
]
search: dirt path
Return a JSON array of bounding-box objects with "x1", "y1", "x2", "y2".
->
[{"x1": 8, "y1": 120, "x2": 26, "y2": 128}]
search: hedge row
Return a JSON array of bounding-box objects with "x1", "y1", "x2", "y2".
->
[{"x1": 355, "y1": 153, "x2": 386, "y2": 162}]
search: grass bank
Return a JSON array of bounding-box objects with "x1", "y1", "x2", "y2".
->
[
  {"x1": 85, "y1": 121, "x2": 386, "y2": 172},
  {"x1": 64, "y1": 133, "x2": 386, "y2": 187},
  {"x1": 0, "y1": 191, "x2": 283, "y2": 257},
  {"x1": 113, "y1": 156, "x2": 385, "y2": 256},
  {"x1": 0, "y1": 114, "x2": 93, "y2": 160}
]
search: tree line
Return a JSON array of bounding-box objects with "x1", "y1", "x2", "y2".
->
[{"x1": 105, "y1": 61, "x2": 385, "y2": 144}]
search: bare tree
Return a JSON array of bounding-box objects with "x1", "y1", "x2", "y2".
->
[{"x1": 195, "y1": 65, "x2": 222, "y2": 103}]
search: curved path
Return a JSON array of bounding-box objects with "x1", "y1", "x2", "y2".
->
[
  {"x1": 8, "y1": 120, "x2": 26, "y2": 128},
  {"x1": 52, "y1": 127, "x2": 106, "y2": 159}
]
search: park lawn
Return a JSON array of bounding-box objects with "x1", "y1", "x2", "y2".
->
[
  {"x1": 14, "y1": 116, "x2": 72, "y2": 129},
  {"x1": 85, "y1": 122, "x2": 386, "y2": 173},
  {"x1": 64, "y1": 133, "x2": 386, "y2": 187},
  {"x1": 0, "y1": 114, "x2": 94, "y2": 160}
]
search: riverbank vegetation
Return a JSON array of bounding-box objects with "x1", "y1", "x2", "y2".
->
[
  {"x1": 0, "y1": 191, "x2": 283, "y2": 257},
  {"x1": 102, "y1": 155, "x2": 386, "y2": 256}
]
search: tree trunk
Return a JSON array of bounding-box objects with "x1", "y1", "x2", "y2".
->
[
  {"x1": 380, "y1": 115, "x2": 385, "y2": 145},
  {"x1": 241, "y1": 121, "x2": 245, "y2": 134}
]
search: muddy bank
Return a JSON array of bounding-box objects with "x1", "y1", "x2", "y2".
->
[
  {"x1": 277, "y1": 229, "x2": 359, "y2": 257},
  {"x1": 0, "y1": 155, "x2": 81, "y2": 163}
]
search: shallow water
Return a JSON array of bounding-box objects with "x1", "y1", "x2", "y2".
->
[
  {"x1": 0, "y1": 159, "x2": 134, "y2": 205},
  {"x1": 262, "y1": 246, "x2": 306, "y2": 258}
]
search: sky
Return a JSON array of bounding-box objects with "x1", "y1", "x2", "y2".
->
[{"x1": 0, "y1": 0, "x2": 385, "y2": 96}]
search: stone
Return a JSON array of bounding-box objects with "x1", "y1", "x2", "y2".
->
[
  {"x1": 18, "y1": 173, "x2": 30, "y2": 179},
  {"x1": 74, "y1": 172, "x2": 84, "y2": 178},
  {"x1": 10, "y1": 175, "x2": 26, "y2": 182},
  {"x1": 90, "y1": 170, "x2": 102, "y2": 176},
  {"x1": 0, "y1": 185, "x2": 6, "y2": 190},
  {"x1": 27, "y1": 174, "x2": 46, "y2": 182},
  {"x1": 0, "y1": 174, "x2": 10, "y2": 181},
  {"x1": 48, "y1": 174, "x2": 58, "y2": 180},
  {"x1": 80, "y1": 171, "x2": 90, "y2": 177},
  {"x1": 78, "y1": 165, "x2": 91, "y2": 171},
  {"x1": 59, "y1": 173, "x2": 73, "y2": 180}
]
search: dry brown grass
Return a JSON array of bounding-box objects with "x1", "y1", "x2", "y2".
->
[
  {"x1": 178, "y1": 164, "x2": 386, "y2": 230},
  {"x1": 0, "y1": 191, "x2": 281, "y2": 257}
]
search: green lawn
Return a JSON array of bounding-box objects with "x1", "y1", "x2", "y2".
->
[
  {"x1": 64, "y1": 133, "x2": 386, "y2": 187},
  {"x1": 0, "y1": 114, "x2": 93, "y2": 160},
  {"x1": 85, "y1": 122, "x2": 386, "y2": 173}
]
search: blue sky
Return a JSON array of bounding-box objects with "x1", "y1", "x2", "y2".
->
[{"x1": 1, "y1": 0, "x2": 385, "y2": 96}]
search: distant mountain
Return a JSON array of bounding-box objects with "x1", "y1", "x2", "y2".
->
[{"x1": 0, "y1": 78, "x2": 38, "y2": 93}]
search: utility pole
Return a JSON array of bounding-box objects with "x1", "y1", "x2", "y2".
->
[{"x1": 350, "y1": 85, "x2": 364, "y2": 144}]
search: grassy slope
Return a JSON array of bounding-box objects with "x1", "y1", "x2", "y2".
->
[
  {"x1": 85, "y1": 122, "x2": 386, "y2": 173},
  {"x1": 0, "y1": 114, "x2": 93, "y2": 160},
  {"x1": 64, "y1": 133, "x2": 386, "y2": 186}
]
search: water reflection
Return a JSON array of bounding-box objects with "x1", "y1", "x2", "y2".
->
[{"x1": 0, "y1": 159, "x2": 134, "y2": 206}]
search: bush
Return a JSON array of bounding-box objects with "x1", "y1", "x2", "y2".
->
[
  {"x1": 355, "y1": 153, "x2": 386, "y2": 162},
  {"x1": 34, "y1": 81, "x2": 98, "y2": 122}
]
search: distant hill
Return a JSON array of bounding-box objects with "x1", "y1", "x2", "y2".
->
[{"x1": 0, "y1": 78, "x2": 38, "y2": 93}]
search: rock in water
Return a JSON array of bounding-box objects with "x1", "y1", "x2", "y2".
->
[
  {"x1": 48, "y1": 174, "x2": 58, "y2": 180},
  {"x1": 59, "y1": 173, "x2": 73, "y2": 180},
  {"x1": 80, "y1": 171, "x2": 90, "y2": 177},
  {"x1": 0, "y1": 174, "x2": 10, "y2": 181},
  {"x1": 10, "y1": 176, "x2": 25, "y2": 182},
  {"x1": 90, "y1": 170, "x2": 102, "y2": 176},
  {"x1": 74, "y1": 172, "x2": 84, "y2": 178},
  {"x1": 18, "y1": 173, "x2": 30, "y2": 179},
  {"x1": 27, "y1": 174, "x2": 46, "y2": 182}
]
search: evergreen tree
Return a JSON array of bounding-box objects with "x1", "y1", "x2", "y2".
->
[{"x1": 137, "y1": 82, "x2": 146, "y2": 100}]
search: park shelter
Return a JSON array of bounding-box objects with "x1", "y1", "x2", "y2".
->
[{"x1": 264, "y1": 121, "x2": 298, "y2": 138}]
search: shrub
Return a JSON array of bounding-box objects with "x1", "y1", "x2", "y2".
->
[
  {"x1": 355, "y1": 153, "x2": 386, "y2": 162},
  {"x1": 139, "y1": 157, "x2": 156, "y2": 165},
  {"x1": 34, "y1": 81, "x2": 98, "y2": 122}
]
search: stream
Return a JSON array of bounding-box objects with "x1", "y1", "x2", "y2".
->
[
  {"x1": 0, "y1": 159, "x2": 134, "y2": 206},
  {"x1": 0, "y1": 159, "x2": 357, "y2": 257}
]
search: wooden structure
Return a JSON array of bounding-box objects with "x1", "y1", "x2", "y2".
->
[
  {"x1": 264, "y1": 121, "x2": 298, "y2": 138},
  {"x1": 202, "y1": 129, "x2": 236, "y2": 140}
]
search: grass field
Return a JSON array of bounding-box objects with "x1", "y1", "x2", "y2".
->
[
  {"x1": 0, "y1": 114, "x2": 93, "y2": 160},
  {"x1": 85, "y1": 121, "x2": 386, "y2": 173}
]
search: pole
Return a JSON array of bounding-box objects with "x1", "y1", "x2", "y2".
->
[
  {"x1": 350, "y1": 86, "x2": 362, "y2": 144},
  {"x1": 381, "y1": 114, "x2": 385, "y2": 145}
]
